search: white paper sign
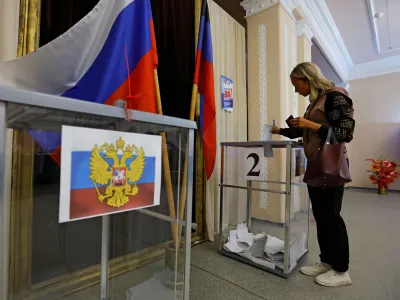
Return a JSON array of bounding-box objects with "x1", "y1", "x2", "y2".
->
[
  {"x1": 241, "y1": 147, "x2": 265, "y2": 181},
  {"x1": 59, "y1": 126, "x2": 162, "y2": 223}
]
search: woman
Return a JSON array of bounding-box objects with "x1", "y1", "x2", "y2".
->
[{"x1": 272, "y1": 62, "x2": 355, "y2": 287}]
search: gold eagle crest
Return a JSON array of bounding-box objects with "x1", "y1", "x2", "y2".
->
[{"x1": 89, "y1": 137, "x2": 145, "y2": 208}]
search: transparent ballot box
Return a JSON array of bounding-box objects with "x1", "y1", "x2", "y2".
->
[
  {"x1": 218, "y1": 141, "x2": 310, "y2": 278},
  {"x1": 0, "y1": 86, "x2": 196, "y2": 300}
]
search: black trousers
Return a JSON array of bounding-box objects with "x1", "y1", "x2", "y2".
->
[{"x1": 308, "y1": 185, "x2": 349, "y2": 273}]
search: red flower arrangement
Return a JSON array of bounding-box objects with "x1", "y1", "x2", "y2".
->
[{"x1": 366, "y1": 159, "x2": 400, "y2": 190}]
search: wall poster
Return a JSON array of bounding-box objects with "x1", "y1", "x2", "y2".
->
[{"x1": 221, "y1": 75, "x2": 233, "y2": 112}]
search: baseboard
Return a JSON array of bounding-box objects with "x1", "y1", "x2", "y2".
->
[{"x1": 346, "y1": 186, "x2": 400, "y2": 193}]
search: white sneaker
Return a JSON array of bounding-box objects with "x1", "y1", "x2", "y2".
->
[
  {"x1": 315, "y1": 269, "x2": 352, "y2": 287},
  {"x1": 300, "y1": 262, "x2": 331, "y2": 276}
]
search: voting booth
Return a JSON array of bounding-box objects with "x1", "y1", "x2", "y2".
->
[{"x1": 218, "y1": 141, "x2": 310, "y2": 278}]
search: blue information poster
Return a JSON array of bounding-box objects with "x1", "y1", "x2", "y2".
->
[{"x1": 221, "y1": 75, "x2": 233, "y2": 112}]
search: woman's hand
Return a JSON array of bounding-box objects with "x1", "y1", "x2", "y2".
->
[
  {"x1": 271, "y1": 126, "x2": 281, "y2": 135},
  {"x1": 289, "y1": 117, "x2": 322, "y2": 132}
]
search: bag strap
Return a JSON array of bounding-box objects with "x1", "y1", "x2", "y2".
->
[
  {"x1": 304, "y1": 100, "x2": 320, "y2": 143},
  {"x1": 326, "y1": 127, "x2": 338, "y2": 144}
]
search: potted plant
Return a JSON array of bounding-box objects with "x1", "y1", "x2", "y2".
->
[{"x1": 366, "y1": 159, "x2": 400, "y2": 195}]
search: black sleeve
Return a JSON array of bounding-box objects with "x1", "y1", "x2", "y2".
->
[
  {"x1": 280, "y1": 128, "x2": 304, "y2": 139},
  {"x1": 317, "y1": 91, "x2": 355, "y2": 143}
]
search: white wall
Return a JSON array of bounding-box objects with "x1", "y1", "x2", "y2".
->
[{"x1": 348, "y1": 72, "x2": 400, "y2": 190}]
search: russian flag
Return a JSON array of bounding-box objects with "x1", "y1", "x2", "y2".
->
[
  {"x1": 194, "y1": 0, "x2": 216, "y2": 180},
  {"x1": 0, "y1": 0, "x2": 158, "y2": 164}
]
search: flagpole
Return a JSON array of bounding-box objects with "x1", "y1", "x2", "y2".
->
[
  {"x1": 176, "y1": 0, "x2": 204, "y2": 246},
  {"x1": 153, "y1": 69, "x2": 179, "y2": 249},
  {"x1": 176, "y1": 83, "x2": 199, "y2": 245}
]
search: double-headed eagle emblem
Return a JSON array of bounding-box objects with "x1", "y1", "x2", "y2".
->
[{"x1": 89, "y1": 137, "x2": 145, "y2": 208}]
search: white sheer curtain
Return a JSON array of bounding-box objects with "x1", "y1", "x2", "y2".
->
[
  {"x1": 0, "y1": 1, "x2": 19, "y2": 298},
  {"x1": 0, "y1": 0, "x2": 19, "y2": 62},
  {"x1": 206, "y1": 0, "x2": 247, "y2": 241}
]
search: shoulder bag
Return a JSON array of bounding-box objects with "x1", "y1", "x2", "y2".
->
[{"x1": 303, "y1": 127, "x2": 352, "y2": 187}]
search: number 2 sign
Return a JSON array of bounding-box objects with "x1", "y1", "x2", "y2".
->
[{"x1": 241, "y1": 147, "x2": 265, "y2": 181}]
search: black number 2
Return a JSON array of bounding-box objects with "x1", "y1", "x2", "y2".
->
[{"x1": 247, "y1": 153, "x2": 260, "y2": 176}]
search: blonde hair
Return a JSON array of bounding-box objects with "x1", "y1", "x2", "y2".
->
[{"x1": 290, "y1": 62, "x2": 334, "y2": 102}]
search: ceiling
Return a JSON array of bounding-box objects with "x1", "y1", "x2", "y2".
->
[
  {"x1": 326, "y1": 0, "x2": 400, "y2": 65},
  {"x1": 311, "y1": 42, "x2": 342, "y2": 84},
  {"x1": 213, "y1": 0, "x2": 246, "y2": 28}
]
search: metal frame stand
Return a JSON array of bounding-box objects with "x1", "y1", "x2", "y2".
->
[
  {"x1": 218, "y1": 141, "x2": 309, "y2": 278},
  {"x1": 0, "y1": 102, "x2": 7, "y2": 300},
  {"x1": 100, "y1": 215, "x2": 110, "y2": 300},
  {"x1": 284, "y1": 144, "x2": 292, "y2": 274}
]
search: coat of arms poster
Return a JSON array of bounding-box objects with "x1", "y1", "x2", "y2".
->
[{"x1": 59, "y1": 126, "x2": 162, "y2": 223}]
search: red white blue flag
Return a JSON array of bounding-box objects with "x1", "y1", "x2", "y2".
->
[
  {"x1": 0, "y1": 0, "x2": 158, "y2": 164},
  {"x1": 59, "y1": 126, "x2": 162, "y2": 222},
  {"x1": 194, "y1": 0, "x2": 216, "y2": 180}
]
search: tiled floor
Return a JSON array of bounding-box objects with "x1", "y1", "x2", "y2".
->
[
  {"x1": 190, "y1": 189, "x2": 400, "y2": 300},
  {"x1": 59, "y1": 189, "x2": 400, "y2": 300}
]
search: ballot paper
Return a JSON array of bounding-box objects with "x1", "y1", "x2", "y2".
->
[
  {"x1": 229, "y1": 230, "x2": 237, "y2": 241},
  {"x1": 254, "y1": 233, "x2": 266, "y2": 239},
  {"x1": 225, "y1": 224, "x2": 254, "y2": 250},
  {"x1": 223, "y1": 224, "x2": 286, "y2": 270},
  {"x1": 265, "y1": 235, "x2": 285, "y2": 255},
  {"x1": 237, "y1": 226, "x2": 250, "y2": 239},
  {"x1": 250, "y1": 235, "x2": 267, "y2": 258},
  {"x1": 262, "y1": 125, "x2": 273, "y2": 141},
  {"x1": 223, "y1": 240, "x2": 247, "y2": 253},
  {"x1": 237, "y1": 227, "x2": 254, "y2": 248},
  {"x1": 266, "y1": 252, "x2": 284, "y2": 270},
  {"x1": 237, "y1": 223, "x2": 247, "y2": 230},
  {"x1": 239, "y1": 251, "x2": 276, "y2": 270}
]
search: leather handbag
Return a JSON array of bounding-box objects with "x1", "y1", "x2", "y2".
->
[{"x1": 303, "y1": 128, "x2": 352, "y2": 187}]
